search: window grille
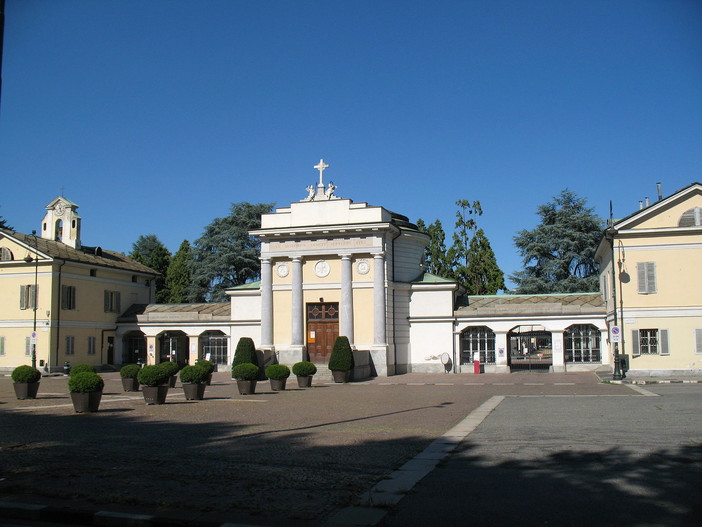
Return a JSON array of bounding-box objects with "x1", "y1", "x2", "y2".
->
[{"x1": 460, "y1": 326, "x2": 496, "y2": 364}]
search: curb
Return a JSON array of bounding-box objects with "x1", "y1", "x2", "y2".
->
[{"x1": 0, "y1": 500, "x2": 262, "y2": 527}]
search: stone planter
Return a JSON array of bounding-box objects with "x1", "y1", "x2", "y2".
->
[
  {"x1": 142, "y1": 385, "x2": 169, "y2": 405},
  {"x1": 296, "y1": 375, "x2": 313, "y2": 388},
  {"x1": 205, "y1": 373, "x2": 213, "y2": 386},
  {"x1": 182, "y1": 383, "x2": 206, "y2": 400},
  {"x1": 168, "y1": 375, "x2": 177, "y2": 388},
  {"x1": 270, "y1": 378, "x2": 287, "y2": 391},
  {"x1": 236, "y1": 380, "x2": 257, "y2": 395},
  {"x1": 70, "y1": 390, "x2": 102, "y2": 413},
  {"x1": 121, "y1": 377, "x2": 139, "y2": 392},
  {"x1": 13, "y1": 382, "x2": 40, "y2": 400},
  {"x1": 332, "y1": 370, "x2": 351, "y2": 383}
]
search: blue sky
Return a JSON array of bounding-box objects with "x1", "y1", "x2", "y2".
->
[{"x1": 1, "y1": 0, "x2": 700, "y2": 288}]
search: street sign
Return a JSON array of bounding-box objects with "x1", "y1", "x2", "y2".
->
[{"x1": 610, "y1": 326, "x2": 621, "y2": 343}]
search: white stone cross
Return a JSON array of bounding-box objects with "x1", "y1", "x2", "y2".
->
[{"x1": 314, "y1": 159, "x2": 329, "y2": 186}]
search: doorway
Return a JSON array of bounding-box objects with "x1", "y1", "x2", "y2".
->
[
  {"x1": 508, "y1": 325, "x2": 552, "y2": 372},
  {"x1": 306, "y1": 302, "x2": 339, "y2": 364}
]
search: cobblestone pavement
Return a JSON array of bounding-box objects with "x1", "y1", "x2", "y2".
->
[{"x1": 0, "y1": 372, "x2": 636, "y2": 526}]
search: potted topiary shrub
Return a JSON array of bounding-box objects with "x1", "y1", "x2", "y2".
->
[
  {"x1": 195, "y1": 359, "x2": 215, "y2": 385},
  {"x1": 137, "y1": 364, "x2": 171, "y2": 404},
  {"x1": 265, "y1": 364, "x2": 291, "y2": 391},
  {"x1": 232, "y1": 337, "x2": 258, "y2": 367},
  {"x1": 70, "y1": 363, "x2": 96, "y2": 376},
  {"x1": 159, "y1": 361, "x2": 181, "y2": 388},
  {"x1": 292, "y1": 361, "x2": 317, "y2": 388},
  {"x1": 232, "y1": 362, "x2": 259, "y2": 395},
  {"x1": 68, "y1": 371, "x2": 105, "y2": 413},
  {"x1": 119, "y1": 364, "x2": 141, "y2": 392},
  {"x1": 11, "y1": 365, "x2": 42, "y2": 400},
  {"x1": 179, "y1": 365, "x2": 208, "y2": 400},
  {"x1": 328, "y1": 336, "x2": 354, "y2": 383}
]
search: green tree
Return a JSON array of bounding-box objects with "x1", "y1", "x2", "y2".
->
[
  {"x1": 417, "y1": 218, "x2": 452, "y2": 278},
  {"x1": 165, "y1": 240, "x2": 192, "y2": 303},
  {"x1": 0, "y1": 216, "x2": 12, "y2": 230},
  {"x1": 129, "y1": 234, "x2": 171, "y2": 303},
  {"x1": 511, "y1": 189, "x2": 604, "y2": 293},
  {"x1": 190, "y1": 202, "x2": 274, "y2": 302},
  {"x1": 466, "y1": 228, "x2": 505, "y2": 295}
]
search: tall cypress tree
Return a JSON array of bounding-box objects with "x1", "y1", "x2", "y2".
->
[
  {"x1": 165, "y1": 240, "x2": 192, "y2": 303},
  {"x1": 466, "y1": 228, "x2": 505, "y2": 295},
  {"x1": 417, "y1": 218, "x2": 452, "y2": 278},
  {"x1": 130, "y1": 234, "x2": 171, "y2": 303}
]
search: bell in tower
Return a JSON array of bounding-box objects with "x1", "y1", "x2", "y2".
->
[{"x1": 41, "y1": 197, "x2": 82, "y2": 249}]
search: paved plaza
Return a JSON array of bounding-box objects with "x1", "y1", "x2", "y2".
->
[{"x1": 1, "y1": 372, "x2": 700, "y2": 526}]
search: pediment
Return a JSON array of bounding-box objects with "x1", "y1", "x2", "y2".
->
[{"x1": 615, "y1": 183, "x2": 702, "y2": 231}]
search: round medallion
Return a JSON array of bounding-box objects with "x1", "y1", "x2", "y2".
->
[
  {"x1": 314, "y1": 260, "x2": 330, "y2": 278},
  {"x1": 276, "y1": 264, "x2": 289, "y2": 278},
  {"x1": 55, "y1": 202, "x2": 66, "y2": 216},
  {"x1": 357, "y1": 260, "x2": 370, "y2": 275}
]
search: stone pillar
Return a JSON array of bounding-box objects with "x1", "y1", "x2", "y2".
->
[
  {"x1": 291, "y1": 257, "x2": 304, "y2": 347},
  {"x1": 188, "y1": 335, "x2": 199, "y2": 365},
  {"x1": 551, "y1": 330, "x2": 565, "y2": 372},
  {"x1": 373, "y1": 252, "x2": 386, "y2": 346},
  {"x1": 260, "y1": 258, "x2": 273, "y2": 349},
  {"x1": 145, "y1": 335, "x2": 158, "y2": 365},
  {"x1": 340, "y1": 254, "x2": 354, "y2": 345}
]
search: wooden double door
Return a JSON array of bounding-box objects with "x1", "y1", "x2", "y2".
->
[{"x1": 306, "y1": 302, "x2": 339, "y2": 364}]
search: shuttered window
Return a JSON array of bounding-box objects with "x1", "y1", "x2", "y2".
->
[
  {"x1": 25, "y1": 336, "x2": 31, "y2": 356},
  {"x1": 0, "y1": 336, "x2": 5, "y2": 356},
  {"x1": 696, "y1": 329, "x2": 702, "y2": 354},
  {"x1": 637, "y1": 262, "x2": 656, "y2": 294},
  {"x1": 104, "y1": 290, "x2": 121, "y2": 313},
  {"x1": 88, "y1": 336, "x2": 96, "y2": 355},
  {"x1": 632, "y1": 328, "x2": 668, "y2": 356},
  {"x1": 19, "y1": 284, "x2": 38, "y2": 310},
  {"x1": 65, "y1": 336, "x2": 75, "y2": 355},
  {"x1": 61, "y1": 285, "x2": 76, "y2": 310}
]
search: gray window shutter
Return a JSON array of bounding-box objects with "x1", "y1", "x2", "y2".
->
[
  {"x1": 660, "y1": 329, "x2": 669, "y2": 355},
  {"x1": 62, "y1": 285, "x2": 68, "y2": 309},
  {"x1": 20, "y1": 285, "x2": 27, "y2": 310},
  {"x1": 25, "y1": 336, "x2": 31, "y2": 356},
  {"x1": 647, "y1": 263, "x2": 656, "y2": 293},
  {"x1": 637, "y1": 263, "x2": 646, "y2": 292},
  {"x1": 116, "y1": 292, "x2": 121, "y2": 314},
  {"x1": 632, "y1": 329, "x2": 640, "y2": 356},
  {"x1": 696, "y1": 329, "x2": 702, "y2": 354},
  {"x1": 104, "y1": 290, "x2": 110, "y2": 312},
  {"x1": 30, "y1": 285, "x2": 37, "y2": 309}
]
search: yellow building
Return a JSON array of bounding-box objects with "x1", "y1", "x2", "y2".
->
[
  {"x1": 596, "y1": 182, "x2": 702, "y2": 375},
  {"x1": 0, "y1": 197, "x2": 159, "y2": 372}
]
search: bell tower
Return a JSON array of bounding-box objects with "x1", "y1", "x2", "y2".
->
[{"x1": 41, "y1": 197, "x2": 81, "y2": 249}]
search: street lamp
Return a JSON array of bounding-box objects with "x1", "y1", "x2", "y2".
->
[
  {"x1": 23, "y1": 230, "x2": 39, "y2": 370},
  {"x1": 607, "y1": 227, "x2": 623, "y2": 381}
]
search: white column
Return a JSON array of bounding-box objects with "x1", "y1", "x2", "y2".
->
[
  {"x1": 340, "y1": 254, "x2": 354, "y2": 345},
  {"x1": 291, "y1": 257, "x2": 304, "y2": 346},
  {"x1": 373, "y1": 252, "x2": 387, "y2": 346},
  {"x1": 551, "y1": 330, "x2": 565, "y2": 372},
  {"x1": 260, "y1": 258, "x2": 273, "y2": 349}
]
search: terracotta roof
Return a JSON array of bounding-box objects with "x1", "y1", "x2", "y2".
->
[
  {"x1": 1, "y1": 229, "x2": 159, "y2": 275},
  {"x1": 118, "y1": 303, "x2": 231, "y2": 323},
  {"x1": 456, "y1": 293, "x2": 605, "y2": 317}
]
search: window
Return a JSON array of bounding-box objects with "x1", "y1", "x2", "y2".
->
[
  {"x1": 90, "y1": 269, "x2": 97, "y2": 277},
  {"x1": 637, "y1": 262, "x2": 656, "y2": 294},
  {"x1": 564, "y1": 324, "x2": 601, "y2": 363},
  {"x1": 678, "y1": 207, "x2": 702, "y2": 227},
  {"x1": 0, "y1": 336, "x2": 5, "y2": 356},
  {"x1": 62, "y1": 285, "x2": 76, "y2": 310},
  {"x1": 65, "y1": 336, "x2": 75, "y2": 355},
  {"x1": 104, "y1": 290, "x2": 121, "y2": 313},
  {"x1": 696, "y1": 329, "x2": 702, "y2": 355},
  {"x1": 88, "y1": 336, "x2": 96, "y2": 355},
  {"x1": 25, "y1": 336, "x2": 31, "y2": 356},
  {"x1": 20, "y1": 284, "x2": 37, "y2": 310},
  {"x1": 632, "y1": 329, "x2": 669, "y2": 356},
  {"x1": 460, "y1": 326, "x2": 496, "y2": 364},
  {"x1": 1, "y1": 247, "x2": 14, "y2": 261}
]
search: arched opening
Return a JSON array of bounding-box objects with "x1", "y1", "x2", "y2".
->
[
  {"x1": 199, "y1": 331, "x2": 228, "y2": 366},
  {"x1": 54, "y1": 219, "x2": 63, "y2": 241},
  {"x1": 460, "y1": 326, "x2": 496, "y2": 365},
  {"x1": 122, "y1": 331, "x2": 146, "y2": 365},
  {"x1": 564, "y1": 324, "x2": 601, "y2": 363},
  {"x1": 158, "y1": 331, "x2": 189, "y2": 366},
  {"x1": 508, "y1": 325, "x2": 552, "y2": 372}
]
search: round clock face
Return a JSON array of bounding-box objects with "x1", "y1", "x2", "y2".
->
[
  {"x1": 314, "y1": 260, "x2": 330, "y2": 278},
  {"x1": 357, "y1": 260, "x2": 370, "y2": 275},
  {"x1": 55, "y1": 202, "x2": 66, "y2": 216},
  {"x1": 276, "y1": 264, "x2": 289, "y2": 278}
]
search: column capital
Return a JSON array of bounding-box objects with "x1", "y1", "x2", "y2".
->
[
  {"x1": 372, "y1": 251, "x2": 386, "y2": 259},
  {"x1": 260, "y1": 257, "x2": 272, "y2": 264},
  {"x1": 339, "y1": 253, "x2": 353, "y2": 260},
  {"x1": 291, "y1": 256, "x2": 303, "y2": 263}
]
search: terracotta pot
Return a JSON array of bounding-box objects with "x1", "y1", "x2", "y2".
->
[
  {"x1": 70, "y1": 390, "x2": 102, "y2": 413},
  {"x1": 182, "y1": 383, "x2": 206, "y2": 400},
  {"x1": 296, "y1": 375, "x2": 313, "y2": 388},
  {"x1": 236, "y1": 380, "x2": 257, "y2": 395},
  {"x1": 142, "y1": 385, "x2": 169, "y2": 405},
  {"x1": 270, "y1": 378, "x2": 287, "y2": 391},
  {"x1": 13, "y1": 382, "x2": 40, "y2": 400},
  {"x1": 121, "y1": 377, "x2": 139, "y2": 392},
  {"x1": 332, "y1": 370, "x2": 351, "y2": 383}
]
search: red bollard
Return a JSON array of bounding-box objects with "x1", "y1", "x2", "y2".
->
[{"x1": 473, "y1": 360, "x2": 481, "y2": 374}]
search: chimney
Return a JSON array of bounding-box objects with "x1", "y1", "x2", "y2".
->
[
  {"x1": 645, "y1": 196, "x2": 650, "y2": 207},
  {"x1": 657, "y1": 182, "x2": 662, "y2": 201},
  {"x1": 639, "y1": 200, "x2": 643, "y2": 210}
]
